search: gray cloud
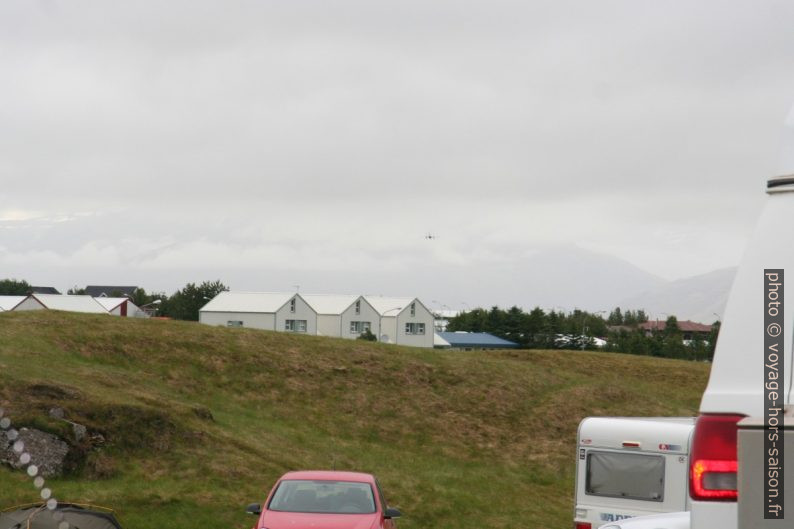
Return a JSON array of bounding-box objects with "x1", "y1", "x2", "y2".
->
[{"x1": 1, "y1": 0, "x2": 793, "y2": 305}]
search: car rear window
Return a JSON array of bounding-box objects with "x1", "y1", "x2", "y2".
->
[
  {"x1": 586, "y1": 451, "x2": 665, "y2": 502},
  {"x1": 269, "y1": 480, "x2": 376, "y2": 514}
]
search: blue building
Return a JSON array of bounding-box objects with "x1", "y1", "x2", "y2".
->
[{"x1": 435, "y1": 331, "x2": 519, "y2": 350}]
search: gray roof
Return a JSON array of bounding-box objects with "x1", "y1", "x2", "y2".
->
[
  {"x1": 300, "y1": 294, "x2": 361, "y2": 315},
  {"x1": 364, "y1": 296, "x2": 417, "y2": 316},
  {"x1": 30, "y1": 286, "x2": 61, "y2": 295},
  {"x1": 84, "y1": 285, "x2": 137, "y2": 297},
  {"x1": 33, "y1": 294, "x2": 108, "y2": 314},
  {"x1": 200, "y1": 291, "x2": 297, "y2": 313}
]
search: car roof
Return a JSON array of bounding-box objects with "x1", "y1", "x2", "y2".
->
[{"x1": 280, "y1": 470, "x2": 376, "y2": 483}]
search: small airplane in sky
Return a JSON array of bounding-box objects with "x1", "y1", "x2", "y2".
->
[{"x1": 424, "y1": 233, "x2": 437, "y2": 240}]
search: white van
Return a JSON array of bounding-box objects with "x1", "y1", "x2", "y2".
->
[
  {"x1": 594, "y1": 106, "x2": 794, "y2": 529},
  {"x1": 688, "y1": 154, "x2": 794, "y2": 527},
  {"x1": 574, "y1": 417, "x2": 695, "y2": 529}
]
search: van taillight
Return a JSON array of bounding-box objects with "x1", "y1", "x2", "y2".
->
[
  {"x1": 689, "y1": 414, "x2": 744, "y2": 501},
  {"x1": 574, "y1": 523, "x2": 591, "y2": 529}
]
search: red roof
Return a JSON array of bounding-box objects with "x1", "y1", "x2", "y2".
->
[
  {"x1": 280, "y1": 470, "x2": 376, "y2": 483},
  {"x1": 638, "y1": 320, "x2": 713, "y2": 332}
]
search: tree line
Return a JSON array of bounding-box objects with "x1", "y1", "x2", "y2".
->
[
  {"x1": 446, "y1": 305, "x2": 719, "y2": 361},
  {"x1": 0, "y1": 278, "x2": 228, "y2": 321}
]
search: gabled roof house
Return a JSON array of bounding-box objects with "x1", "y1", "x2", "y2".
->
[
  {"x1": 301, "y1": 294, "x2": 380, "y2": 339},
  {"x1": 364, "y1": 296, "x2": 434, "y2": 347},
  {"x1": 199, "y1": 291, "x2": 317, "y2": 334}
]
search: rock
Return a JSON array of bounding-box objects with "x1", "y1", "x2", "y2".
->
[
  {"x1": 72, "y1": 422, "x2": 87, "y2": 442},
  {"x1": 1, "y1": 427, "x2": 70, "y2": 477},
  {"x1": 49, "y1": 407, "x2": 65, "y2": 420}
]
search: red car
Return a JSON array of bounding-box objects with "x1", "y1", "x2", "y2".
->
[{"x1": 246, "y1": 470, "x2": 402, "y2": 529}]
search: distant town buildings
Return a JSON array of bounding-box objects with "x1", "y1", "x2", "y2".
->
[{"x1": 637, "y1": 320, "x2": 714, "y2": 341}]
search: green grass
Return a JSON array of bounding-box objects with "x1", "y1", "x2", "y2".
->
[{"x1": 0, "y1": 311, "x2": 710, "y2": 528}]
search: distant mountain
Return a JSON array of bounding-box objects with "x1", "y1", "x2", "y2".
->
[
  {"x1": 418, "y1": 245, "x2": 669, "y2": 312},
  {"x1": 618, "y1": 267, "x2": 736, "y2": 324}
]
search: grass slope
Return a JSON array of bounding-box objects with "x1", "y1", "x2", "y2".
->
[{"x1": 0, "y1": 311, "x2": 709, "y2": 529}]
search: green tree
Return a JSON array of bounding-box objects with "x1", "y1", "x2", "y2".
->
[
  {"x1": 161, "y1": 280, "x2": 229, "y2": 321},
  {"x1": 524, "y1": 307, "x2": 547, "y2": 348},
  {"x1": 706, "y1": 320, "x2": 721, "y2": 361},
  {"x1": 67, "y1": 286, "x2": 86, "y2": 295},
  {"x1": 0, "y1": 279, "x2": 31, "y2": 295},
  {"x1": 503, "y1": 306, "x2": 526, "y2": 345},
  {"x1": 607, "y1": 307, "x2": 623, "y2": 325},
  {"x1": 447, "y1": 308, "x2": 489, "y2": 333},
  {"x1": 661, "y1": 316, "x2": 687, "y2": 359},
  {"x1": 128, "y1": 287, "x2": 168, "y2": 308},
  {"x1": 663, "y1": 315, "x2": 680, "y2": 336},
  {"x1": 687, "y1": 333, "x2": 709, "y2": 362}
]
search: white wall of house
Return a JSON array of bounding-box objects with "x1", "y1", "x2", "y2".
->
[
  {"x1": 97, "y1": 298, "x2": 148, "y2": 317},
  {"x1": 380, "y1": 316, "x2": 398, "y2": 344},
  {"x1": 340, "y1": 298, "x2": 380, "y2": 340},
  {"x1": 274, "y1": 295, "x2": 317, "y2": 335},
  {"x1": 199, "y1": 311, "x2": 276, "y2": 330},
  {"x1": 316, "y1": 314, "x2": 341, "y2": 337},
  {"x1": 118, "y1": 300, "x2": 146, "y2": 317},
  {"x1": 126, "y1": 301, "x2": 149, "y2": 318},
  {"x1": 395, "y1": 300, "x2": 435, "y2": 348},
  {"x1": 13, "y1": 296, "x2": 47, "y2": 311}
]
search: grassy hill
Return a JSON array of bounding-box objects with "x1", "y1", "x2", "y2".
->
[{"x1": 0, "y1": 311, "x2": 710, "y2": 529}]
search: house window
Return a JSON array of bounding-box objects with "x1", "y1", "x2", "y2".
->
[
  {"x1": 405, "y1": 322, "x2": 425, "y2": 335},
  {"x1": 290, "y1": 298, "x2": 296, "y2": 313},
  {"x1": 285, "y1": 319, "x2": 307, "y2": 332},
  {"x1": 410, "y1": 302, "x2": 416, "y2": 317},
  {"x1": 350, "y1": 321, "x2": 371, "y2": 334},
  {"x1": 227, "y1": 320, "x2": 243, "y2": 327},
  {"x1": 355, "y1": 300, "x2": 361, "y2": 315}
]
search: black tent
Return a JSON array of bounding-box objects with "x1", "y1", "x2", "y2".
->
[{"x1": 0, "y1": 504, "x2": 123, "y2": 529}]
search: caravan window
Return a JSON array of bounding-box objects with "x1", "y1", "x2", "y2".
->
[{"x1": 585, "y1": 451, "x2": 665, "y2": 502}]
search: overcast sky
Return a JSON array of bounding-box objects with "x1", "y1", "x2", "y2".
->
[{"x1": 2, "y1": 1, "x2": 794, "y2": 308}]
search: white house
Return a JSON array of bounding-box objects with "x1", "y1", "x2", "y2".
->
[
  {"x1": 301, "y1": 294, "x2": 380, "y2": 340},
  {"x1": 433, "y1": 309, "x2": 461, "y2": 332},
  {"x1": 0, "y1": 295, "x2": 46, "y2": 312},
  {"x1": 365, "y1": 296, "x2": 435, "y2": 348},
  {"x1": 199, "y1": 291, "x2": 435, "y2": 347},
  {"x1": 31, "y1": 294, "x2": 108, "y2": 314},
  {"x1": 199, "y1": 291, "x2": 318, "y2": 334},
  {"x1": 94, "y1": 297, "x2": 148, "y2": 318}
]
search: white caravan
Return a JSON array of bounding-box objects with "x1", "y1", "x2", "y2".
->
[{"x1": 574, "y1": 417, "x2": 694, "y2": 529}]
